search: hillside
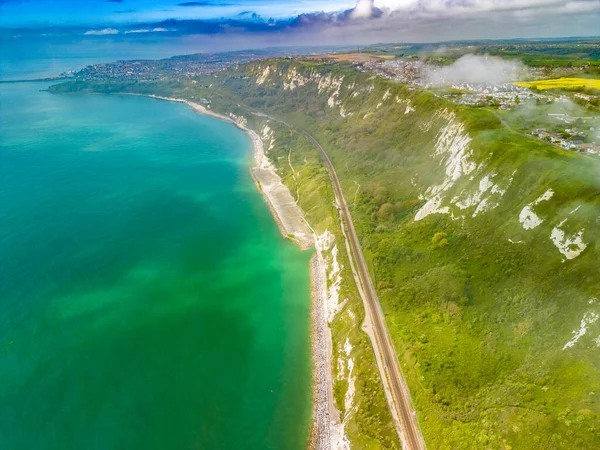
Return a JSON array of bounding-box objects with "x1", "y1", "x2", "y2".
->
[{"x1": 51, "y1": 59, "x2": 600, "y2": 449}]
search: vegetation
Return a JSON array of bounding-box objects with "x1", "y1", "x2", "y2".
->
[
  {"x1": 51, "y1": 58, "x2": 600, "y2": 449},
  {"x1": 516, "y1": 77, "x2": 600, "y2": 91},
  {"x1": 257, "y1": 121, "x2": 401, "y2": 449},
  {"x1": 365, "y1": 38, "x2": 600, "y2": 68}
]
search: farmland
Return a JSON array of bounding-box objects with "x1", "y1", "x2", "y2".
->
[{"x1": 516, "y1": 77, "x2": 600, "y2": 90}]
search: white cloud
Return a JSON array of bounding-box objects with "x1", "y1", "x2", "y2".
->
[
  {"x1": 299, "y1": 0, "x2": 600, "y2": 43},
  {"x1": 350, "y1": 0, "x2": 378, "y2": 18},
  {"x1": 359, "y1": 0, "x2": 600, "y2": 22},
  {"x1": 99, "y1": 0, "x2": 598, "y2": 42},
  {"x1": 561, "y1": 0, "x2": 600, "y2": 12},
  {"x1": 84, "y1": 28, "x2": 119, "y2": 36},
  {"x1": 424, "y1": 54, "x2": 528, "y2": 86},
  {"x1": 375, "y1": 0, "x2": 599, "y2": 14},
  {"x1": 124, "y1": 28, "x2": 169, "y2": 34},
  {"x1": 41, "y1": 0, "x2": 600, "y2": 47}
]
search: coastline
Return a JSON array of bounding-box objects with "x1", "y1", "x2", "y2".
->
[
  {"x1": 141, "y1": 95, "x2": 334, "y2": 450},
  {"x1": 143, "y1": 95, "x2": 315, "y2": 249}
]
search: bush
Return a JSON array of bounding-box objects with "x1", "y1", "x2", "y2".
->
[
  {"x1": 431, "y1": 232, "x2": 448, "y2": 248},
  {"x1": 377, "y1": 203, "x2": 397, "y2": 222}
]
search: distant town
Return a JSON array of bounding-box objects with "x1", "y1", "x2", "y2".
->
[
  {"x1": 61, "y1": 48, "x2": 341, "y2": 81},
  {"x1": 63, "y1": 51, "x2": 277, "y2": 81}
]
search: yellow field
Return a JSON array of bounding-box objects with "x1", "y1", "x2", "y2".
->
[{"x1": 515, "y1": 77, "x2": 600, "y2": 90}]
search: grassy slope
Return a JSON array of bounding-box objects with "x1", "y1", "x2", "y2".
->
[
  {"x1": 51, "y1": 60, "x2": 600, "y2": 449},
  {"x1": 258, "y1": 121, "x2": 401, "y2": 449}
]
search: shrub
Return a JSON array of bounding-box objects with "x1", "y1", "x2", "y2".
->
[
  {"x1": 431, "y1": 232, "x2": 450, "y2": 249},
  {"x1": 377, "y1": 203, "x2": 397, "y2": 222}
]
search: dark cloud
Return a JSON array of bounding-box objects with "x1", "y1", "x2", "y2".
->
[
  {"x1": 236, "y1": 11, "x2": 262, "y2": 21},
  {"x1": 144, "y1": 18, "x2": 271, "y2": 34}
]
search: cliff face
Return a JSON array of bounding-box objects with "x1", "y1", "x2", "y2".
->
[
  {"x1": 210, "y1": 60, "x2": 600, "y2": 449},
  {"x1": 241, "y1": 59, "x2": 597, "y2": 275}
]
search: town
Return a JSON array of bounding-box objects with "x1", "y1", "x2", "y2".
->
[
  {"x1": 532, "y1": 117, "x2": 600, "y2": 155},
  {"x1": 67, "y1": 51, "x2": 268, "y2": 81}
]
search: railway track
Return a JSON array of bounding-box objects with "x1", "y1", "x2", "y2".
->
[{"x1": 298, "y1": 129, "x2": 427, "y2": 450}]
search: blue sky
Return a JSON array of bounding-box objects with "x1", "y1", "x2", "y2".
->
[
  {"x1": 1, "y1": 0, "x2": 599, "y2": 46},
  {"x1": 0, "y1": 0, "x2": 353, "y2": 26}
]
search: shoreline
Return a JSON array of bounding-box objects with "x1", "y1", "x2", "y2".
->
[
  {"x1": 309, "y1": 253, "x2": 332, "y2": 450},
  {"x1": 143, "y1": 95, "x2": 315, "y2": 249},
  {"x1": 140, "y1": 94, "x2": 334, "y2": 449}
]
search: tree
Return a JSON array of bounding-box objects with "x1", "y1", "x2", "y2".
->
[{"x1": 377, "y1": 203, "x2": 396, "y2": 222}]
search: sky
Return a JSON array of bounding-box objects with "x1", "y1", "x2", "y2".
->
[{"x1": 1, "y1": 0, "x2": 599, "y2": 48}]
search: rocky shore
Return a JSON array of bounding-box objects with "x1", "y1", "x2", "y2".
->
[{"x1": 309, "y1": 253, "x2": 333, "y2": 450}]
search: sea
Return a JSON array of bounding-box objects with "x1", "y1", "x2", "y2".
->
[{"x1": 0, "y1": 42, "x2": 312, "y2": 449}]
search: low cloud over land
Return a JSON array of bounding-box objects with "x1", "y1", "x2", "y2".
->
[{"x1": 424, "y1": 55, "x2": 529, "y2": 87}]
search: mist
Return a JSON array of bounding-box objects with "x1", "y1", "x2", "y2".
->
[{"x1": 424, "y1": 54, "x2": 529, "y2": 87}]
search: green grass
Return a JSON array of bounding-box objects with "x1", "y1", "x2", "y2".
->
[{"x1": 258, "y1": 119, "x2": 401, "y2": 449}]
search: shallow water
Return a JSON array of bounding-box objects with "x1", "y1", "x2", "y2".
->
[{"x1": 0, "y1": 81, "x2": 312, "y2": 449}]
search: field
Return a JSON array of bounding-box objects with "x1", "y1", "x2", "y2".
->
[
  {"x1": 516, "y1": 77, "x2": 600, "y2": 90},
  {"x1": 305, "y1": 53, "x2": 396, "y2": 63}
]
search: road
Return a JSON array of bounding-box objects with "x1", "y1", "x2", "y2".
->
[{"x1": 297, "y1": 128, "x2": 427, "y2": 450}]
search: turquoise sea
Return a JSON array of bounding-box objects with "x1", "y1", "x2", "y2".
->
[{"x1": 0, "y1": 77, "x2": 312, "y2": 448}]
